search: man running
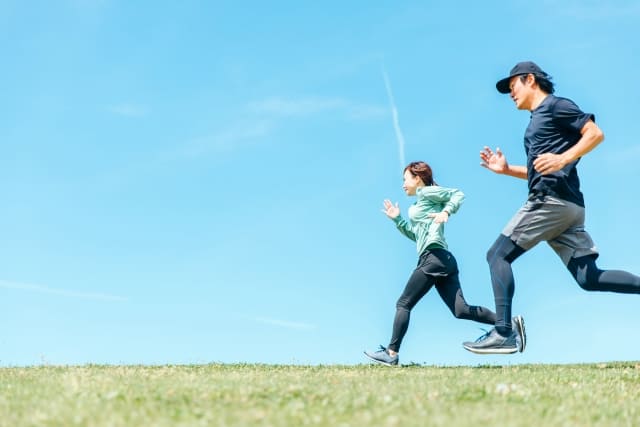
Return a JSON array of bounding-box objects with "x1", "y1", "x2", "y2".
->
[{"x1": 463, "y1": 61, "x2": 640, "y2": 354}]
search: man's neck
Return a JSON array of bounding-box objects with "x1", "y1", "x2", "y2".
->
[{"x1": 529, "y1": 91, "x2": 550, "y2": 111}]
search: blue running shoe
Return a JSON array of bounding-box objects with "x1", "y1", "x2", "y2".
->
[
  {"x1": 512, "y1": 315, "x2": 526, "y2": 353},
  {"x1": 462, "y1": 328, "x2": 518, "y2": 354},
  {"x1": 364, "y1": 345, "x2": 399, "y2": 366}
]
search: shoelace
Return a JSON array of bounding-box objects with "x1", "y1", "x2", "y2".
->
[
  {"x1": 474, "y1": 328, "x2": 492, "y2": 343},
  {"x1": 377, "y1": 344, "x2": 388, "y2": 353}
]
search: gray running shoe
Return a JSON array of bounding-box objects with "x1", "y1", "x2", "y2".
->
[
  {"x1": 462, "y1": 328, "x2": 518, "y2": 354},
  {"x1": 512, "y1": 315, "x2": 526, "y2": 353},
  {"x1": 364, "y1": 345, "x2": 399, "y2": 366}
]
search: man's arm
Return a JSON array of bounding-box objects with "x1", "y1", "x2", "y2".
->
[
  {"x1": 480, "y1": 146, "x2": 528, "y2": 179},
  {"x1": 499, "y1": 164, "x2": 528, "y2": 179},
  {"x1": 533, "y1": 120, "x2": 604, "y2": 175}
]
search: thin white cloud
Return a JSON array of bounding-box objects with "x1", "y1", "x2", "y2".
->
[
  {"x1": 255, "y1": 316, "x2": 316, "y2": 331},
  {"x1": 169, "y1": 119, "x2": 274, "y2": 159},
  {"x1": 382, "y1": 68, "x2": 407, "y2": 170},
  {"x1": 249, "y1": 96, "x2": 386, "y2": 120},
  {"x1": 0, "y1": 279, "x2": 128, "y2": 302},
  {"x1": 249, "y1": 97, "x2": 347, "y2": 116},
  {"x1": 163, "y1": 95, "x2": 384, "y2": 162},
  {"x1": 107, "y1": 104, "x2": 149, "y2": 118}
]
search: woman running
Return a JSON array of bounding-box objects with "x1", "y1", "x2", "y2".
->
[{"x1": 364, "y1": 161, "x2": 524, "y2": 366}]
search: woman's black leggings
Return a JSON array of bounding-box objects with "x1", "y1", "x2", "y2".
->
[{"x1": 388, "y1": 249, "x2": 496, "y2": 352}]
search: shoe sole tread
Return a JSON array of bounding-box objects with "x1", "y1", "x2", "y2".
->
[
  {"x1": 363, "y1": 351, "x2": 398, "y2": 366},
  {"x1": 512, "y1": 315, "x2": 526, "y2": 352},
  {"x1": 462, "y1": 344, "x2": 518, "y2": 355}
]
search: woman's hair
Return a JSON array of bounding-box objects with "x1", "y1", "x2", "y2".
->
[
  {"x1": 519, "y1": 73, "x2": 555, "y2": 94},
  {"x1": 404, "y1": 161, "x2": 436, "y2": 186}
]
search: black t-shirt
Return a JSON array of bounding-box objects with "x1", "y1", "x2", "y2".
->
[{"x1": 524, "y1": 94, "x2": 595, "y2": 207}]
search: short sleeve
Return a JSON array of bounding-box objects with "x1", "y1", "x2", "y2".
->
[{"x1": 552, "y1": 97, "x2": 595, "y2": 133}]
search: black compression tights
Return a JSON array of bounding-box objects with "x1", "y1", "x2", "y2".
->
[
  {"x1": 486, "y1": 235, "x2": 526, "y2": 336},
  {"x1": 567, "y1": 254, "x2": 640, "y2": 293},
  {"x1": 388, "y1": 268, "x2": 496, "y2": 352},
  {"x1": 487, "y1": 234, "x2": 640, "y2": 336}
]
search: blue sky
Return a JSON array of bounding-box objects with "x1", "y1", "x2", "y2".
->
[{"x1": 2, "y1": 0, "x2": 639, "y2": 366}]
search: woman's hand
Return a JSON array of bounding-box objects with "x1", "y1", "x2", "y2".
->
[
  {"x1": 382, "y1": 199, "x2": 400, "y2": 219},
  {"x1": 428, "y1": 211, "x2": 449, "y2": 224}
]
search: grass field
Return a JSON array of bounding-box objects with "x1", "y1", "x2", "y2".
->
[{"x1": 1, "y1": 362, "x2": 639, "y2": 426}]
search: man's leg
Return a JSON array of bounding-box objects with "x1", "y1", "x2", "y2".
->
[
  {"x1": 487, "y1": 196, "x2": 577, "y2": 335},
  {"x1": 567, "y1": 254, "x2": 640, "y2": 293},
  {"x1": 463, "y1": 196, "x2": 571, "y2": 354},
  {"x1": 486, "y1": 234, "x2": 526, "y2": 336},
  {"x1": 461, "y1": 235, "x2": 526, "y2": 354},
  {"x1": 545, "y1": 204, "x2": 640, "y2": 294}
]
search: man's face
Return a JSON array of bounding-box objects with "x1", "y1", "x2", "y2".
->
[{"x1": 509, "y1": 74, "x2": 534, "y2": 110}]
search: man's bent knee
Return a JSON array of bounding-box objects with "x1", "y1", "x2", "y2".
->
[
  {"x1": 396, "y1": 299, "x2": 412, "y2": 311},
  {"x1": 487, "y1": 234, "x2": 525, "y2": 264},
  {"x1": 568, "y1": 255, "x2": 602, "y2": 291}
]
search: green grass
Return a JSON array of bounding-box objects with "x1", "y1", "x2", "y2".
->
[{"x1": 1, "y1": 362, "x2": 639, "y2": 426}]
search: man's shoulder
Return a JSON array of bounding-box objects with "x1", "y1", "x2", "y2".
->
[
  {"x1": 539, "y1": 94, "x2": 569, "y2": 107},
  {"x1": 548, "y1": 95, "x2": 581, "y2": 111}
]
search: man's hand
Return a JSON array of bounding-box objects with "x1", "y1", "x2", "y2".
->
[
  {"x1": 480, "y1": 146, "x2": 508, "y2": 174},
  {"x1": 534, "y1": 120, "x2": 604, "y2": 175},
  {"x1": 533, "y1": 152, "x2": 568, "y2": 175},
  {"x1": 382, "y1": 199, "x2": 400, "y2": 219}
]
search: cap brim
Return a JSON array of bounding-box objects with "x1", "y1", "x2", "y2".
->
[{"x1": 496, "y1": 77, "x2": 511, "y2": 94}]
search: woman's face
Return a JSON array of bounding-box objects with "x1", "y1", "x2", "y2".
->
[{"x1": 402, "y1": 170, "x2": 423, "y2": 196}]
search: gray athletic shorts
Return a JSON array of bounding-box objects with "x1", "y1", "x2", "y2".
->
[{"x1": 502, "y1": 195, "x2": 598, "y2": 265}]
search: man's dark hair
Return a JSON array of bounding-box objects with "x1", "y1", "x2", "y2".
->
[{"x1": 519, "y1": 73, "x2": 555, "y2": 94}]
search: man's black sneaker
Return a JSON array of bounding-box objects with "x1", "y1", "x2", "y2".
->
[
  {"x1": 364, "y1": 345, "x2": 399, "y2": 366},
  {"x1": 512, "y1": 315, "x2": 526, "y2": 353},
  {"x1": 462, "y1": 328, "x2": 518, "y2": 354}
]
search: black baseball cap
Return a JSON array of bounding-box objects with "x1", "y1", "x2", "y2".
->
[{"x1": 496, "y1": 61, "x2": 549, "y2": 94}]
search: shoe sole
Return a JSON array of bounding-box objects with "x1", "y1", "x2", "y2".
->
[
  {"x1": 513, "y1": 315, "x2": 526, "y2": 353},
  {"x1": 363, "y1": 351, "x2": 398, "y2": 367},
  {"x1": 462, "y1": 343, "x2": 518, "y2": 355}
]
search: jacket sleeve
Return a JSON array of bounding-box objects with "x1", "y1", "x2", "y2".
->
[
  {"x1": 442, "y1": 187, "x2": 464, "y2": 215},
  {"x1": 420, "y1": 186, "x2": 465, "y2": 215},
  {"x1": 391, "y1": 215, "x2": 416, "y2": 242}
]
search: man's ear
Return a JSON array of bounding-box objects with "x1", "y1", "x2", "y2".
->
[{"x1": 526, "y1": 73, "x2": 536, "y2": 87}]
